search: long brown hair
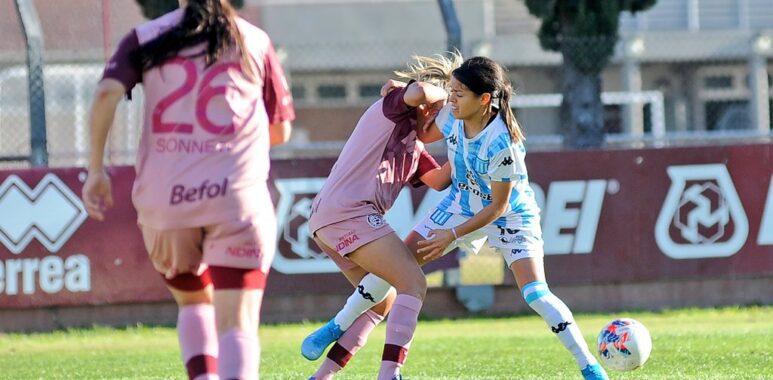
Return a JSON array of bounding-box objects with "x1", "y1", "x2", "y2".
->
[
  {"x1": 132, "y1": 0, "x2": 253, "y2": 77},
  {"x1": 452, "y1": 56, "x2": 524, "y2": 143}
]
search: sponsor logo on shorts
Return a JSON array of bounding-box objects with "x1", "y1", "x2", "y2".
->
[
  {"x1": 336, "y1": 232, "x2": 360, "y2": 252},
  {"x1": 367, "y1": 214, "x2": 385, "y2": 228},
  {"x1": 227, "y1": 245, "x2": 261, "y2": 258},
  {"x1": 511, "y1": 248, "x2": 526, "y2": 256},
  {"x1": 497, "y1": 226, "x2": 521, "y2": 235},
  {"x1": 501, "y1": 235, "x2": 527, "y2": 244}
]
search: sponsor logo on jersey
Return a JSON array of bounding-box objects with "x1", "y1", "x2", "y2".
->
[
  {"x1": 457, "y1": 182, "x2": 493, "y2": 201},
  {"x1": 655, "y1": 164, "x2": 748, "y2": 259},
  {"x1": 170, "y1": 178, "x2": 228, "y2": 205}
]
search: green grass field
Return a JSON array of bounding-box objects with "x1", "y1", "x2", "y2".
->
[{"x1": 1, "y1": 306, "x2": 770, "y2": 379}]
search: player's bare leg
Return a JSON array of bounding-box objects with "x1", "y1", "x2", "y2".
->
[
  {"x1": 209, "y1": 266, "x2": 268, "y2": 380},
  {"x1": 337, "y1": 233, "x2": 426, "y2": 380}
]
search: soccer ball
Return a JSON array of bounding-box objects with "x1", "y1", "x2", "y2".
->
[{"x1": 597, "y1": 318, "x2": 652, "y2": 371}]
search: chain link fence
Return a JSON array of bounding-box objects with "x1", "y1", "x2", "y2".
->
[{"x1": 2, "y1": 0, "x2": 771, "y2": 169}]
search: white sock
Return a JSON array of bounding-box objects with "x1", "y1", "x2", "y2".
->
[
  {"x1": 333, "y1": 273, "x2": 394, "y2": 330},
  {"x1": 521, "y1": 281, "x2": 596, "y2": 369}
]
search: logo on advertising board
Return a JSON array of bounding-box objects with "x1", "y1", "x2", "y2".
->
[
  {"x1": 273, "y1": 178, "x2": 335, "y2": 274},
  {"x1": 0, "y1": 174, "x2": 87, "y2": 254},
  {"x1": 0, "y1": 173, "x2": 90, "y2": 295},
  {"x1": 655, "y1": 164, "x2": 749, "y2": 259}
]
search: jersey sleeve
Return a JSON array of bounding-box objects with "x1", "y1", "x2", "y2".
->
[
  {"x1": 262, "y1": 42, "x2": 295, "y2": 124},
  {"x1": 102, "y1": 30, "x2": 142, "y2": 97},
  {"x1": 382, "y1": 79, "x2": 416, "y2": 123},
  {"x1": 409, "y1": 148, "x2": 441, "y2": 188},
  {"x1": 433, "y1": 103, "x2": 455, "y2": 138},
  {"x1": 488, "y1": 144, "x2": 526, "y2": 182}
]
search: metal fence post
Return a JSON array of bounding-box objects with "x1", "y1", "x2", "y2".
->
[
  {"x1": 15, "y1": 0, "x2": 48, "y2": 167},
  {"x1": 437, "y1": 0, "x2": 462, "y2": 55}
]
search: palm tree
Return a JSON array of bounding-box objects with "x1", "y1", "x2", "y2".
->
[{"x1": 524, "y1": 0, "x2": 656, "y2": 148}]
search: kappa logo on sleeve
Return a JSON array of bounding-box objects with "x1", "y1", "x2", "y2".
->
[
  {"x1": 0, "y1": 174, "x2": 87, "y2": 254},
  {"x1": 655, "y1": 164, "x2": 749, "y2": 259}
]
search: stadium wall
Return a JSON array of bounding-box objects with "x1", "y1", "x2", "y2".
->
[{"x1": 0, "y1": 144, "x2": 771, "y2": 331}]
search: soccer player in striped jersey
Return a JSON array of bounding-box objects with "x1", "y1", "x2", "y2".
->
[
  {"x1": 81, "y1": 1, "x2": 293, "y2": 379},
  {"x1": 306, "y1": 56, "x2": 608, "y2": 380}
]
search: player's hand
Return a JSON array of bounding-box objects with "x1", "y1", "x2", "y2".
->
[
  {"x1": 82, "y1": 168, "x2": 114, "y2": 221},
  {"x1": 381, "y1": 79, "x2": 407, "y2": 97},
  {"x1": 421, "y1": 99, "x2": 446, "y2": 132},
  {"x1": 417, "y1": 229, "x2": 455, "y2": 262}
]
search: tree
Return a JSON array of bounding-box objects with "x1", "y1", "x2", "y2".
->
[
  {"x1": 135, "y1": 0, "x2": 244, "y2": 20},
  {"x1": 524, "y1": 0, "x2": 656, "y2": 148}
]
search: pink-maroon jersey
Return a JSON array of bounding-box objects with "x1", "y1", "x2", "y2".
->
[
  {"x1": 309, "y1": 84, "x2": 440, "y2": 232},
  {"x1": 103, "y1": 10, "x2": 294, "y2": 229}
]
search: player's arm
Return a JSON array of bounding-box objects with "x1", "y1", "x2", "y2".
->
[
  {"x1": 82, "y1": 78, "x2": 125, "y2": 221},
  {"x1": 417, "y1": 180, "x2": 513, "y2": 261},
  {"x1": 417, "y1": 103, "x2": 449, "y2": 144},
  {"x1": 263, "y1": 42, "x2": 295, "y2": 146},
  {"x1": 269, "y1": 120, "x2": 292, "y2": 145},
  {"x1": 88, "y1": 79, "x2": 125, "y2": 171},
  {"x1": 404, "y1": 82, "x2": 447, "y2": 144},
  {"x1": 419, "y1": 161, "x2": 451, "y2": 191}
]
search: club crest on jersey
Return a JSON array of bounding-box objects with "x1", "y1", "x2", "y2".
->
[
  {"x1": 472, "y1": 157, "x2": 489, "y2": 173},
  {"x1": 367, "y1": 214, "x2": 385, "y2": 228}
]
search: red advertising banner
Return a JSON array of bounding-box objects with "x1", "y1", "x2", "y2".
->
[{"x1": 1, "y1": 143, "x2": 771, "y2": 308}]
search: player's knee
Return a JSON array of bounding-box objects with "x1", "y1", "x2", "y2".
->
[{"x1": 371, "y1": 288, "x2": 397, "y2": 316}]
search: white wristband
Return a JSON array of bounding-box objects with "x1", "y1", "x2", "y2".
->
[{"x1": 451, "y1": 227, "x2": 458, "y2": 239}]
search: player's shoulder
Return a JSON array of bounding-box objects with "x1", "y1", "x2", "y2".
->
[{"x1": 135, "y1": 9, "x2": 184, "y2": 44}]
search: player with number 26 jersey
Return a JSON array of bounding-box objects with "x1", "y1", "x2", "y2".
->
[{"x1": 103, "y1": 9, "x2": 294, "y2": 230}]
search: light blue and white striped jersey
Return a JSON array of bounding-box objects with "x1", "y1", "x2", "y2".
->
[{"x1": 431, "y1": 104, "x2": 541, "y2": 231}]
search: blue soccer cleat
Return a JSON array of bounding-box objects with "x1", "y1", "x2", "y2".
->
[
  {"x1": 580, "y1": 363, "x2": 609, "y2": 380},
  {"x1": 301, "y1": 319, "x2": 344, "y2": 360}
]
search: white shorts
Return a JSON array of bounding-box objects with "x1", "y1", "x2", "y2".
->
[{"x1": 413, "y1": 208, "x2": 544, "y2": 268}]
